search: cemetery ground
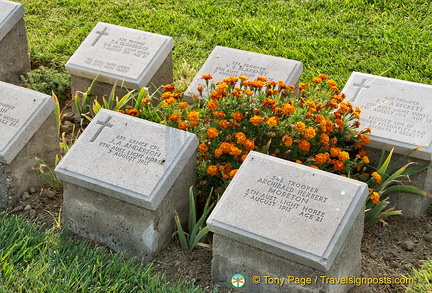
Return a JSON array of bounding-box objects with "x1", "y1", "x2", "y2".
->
[{"x1": 6, "y1": 101, "x2": 432, "y2": 292}]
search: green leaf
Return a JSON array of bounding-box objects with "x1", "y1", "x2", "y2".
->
[
  {"x1": 381, "y1": 185, "x2": 430, "y2": 198},
  {"x1": 378, "y1": 148, "x2": 394, "y2": 176},
  {"x1": 189, "y1": 227, "x2": 210, "y2": 251},
  {"x1": 173, "y1": 210, "x2": 188, "y2": 251}
]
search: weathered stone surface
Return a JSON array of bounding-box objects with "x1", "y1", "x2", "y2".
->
[
  {"x1": 66, "y1": 22, "x2": 174, "y2": 98},
  {"x1": 207, "y1": 151, "x2": 368, "y2": 292},
  {"x1": 55, "y1": 109, "x2": 198, "y2": 260},
  {"x1": 0, "y1": 0, "x2": 30, "y2": 83},
  {"x1": 342, "y1": 72, "x2": 432, "y2": 216},
  {"x1": 0, "y1": 81, "x2": 57, "y2": 208},
  {"x1": 185, "y1": 46, "x2": 303, "y2": 101}
]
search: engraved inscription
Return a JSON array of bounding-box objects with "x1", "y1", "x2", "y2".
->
[
  {"x1": 213, "y1": 61, "x2": 270, "y2": 78},
  {"x1": 0, "y1": 102, "x2": 19, "y2": 128},
  {"x1": 360, "y1": 96, "x2": 431, "y2": 143},
  {"x1": 243, "y1": 175, "x2": 327, "y2": 223},
  {"x1": 98, "y1": 134, "x2": 164, "y2": 166}
]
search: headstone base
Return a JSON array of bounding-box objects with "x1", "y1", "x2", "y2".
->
[
  {"x1": 0, "y1": 110, "x2": 58, "y2": 209},
  {"x1": 0, "y1": 18, "x2": 30, "y2": 84},
  {"x1": 62, "y1": 149, "x2": 195, "y2": 262},
  {"x1": 211, "y1": 211, "x2": 364, "y2": 293},
  {"x1": 70, "y1": 51, "x2": 173, "y2": 101},
  {"x1": 365, "y1": 146, "x2": 432, "y2": 217}
]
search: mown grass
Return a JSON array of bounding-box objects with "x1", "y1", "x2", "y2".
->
[
  {"x1": 0, "y1": 212, "x2": 204, "y2": 293},
  {"x1": 17, "y1": 0, "x2": 431, "y2": 90}
]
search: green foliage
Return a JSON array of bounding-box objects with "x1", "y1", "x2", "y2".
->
[
  {"x1": 173, "y1": 186, "x2": 215, "y2": 251},
  {"x1": 364, "y1": 147, "x2": 430, "y2": 229},
  {"x1": 0, "y1": 213, "x2": 204, "y2": 292},
  {"x1": 404, "y1": 259, "x2": 432, "y2": 292},
  {"x1": 20, "y1": 66, "x2": 71, "y2": 100},
  {"x1": 35, "y1": 156, "x2": 63, "y2": 192},
  {"x1": 17, "y1": 0, "x2": 431, "y2": 86}
]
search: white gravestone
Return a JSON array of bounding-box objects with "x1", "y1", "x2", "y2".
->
[
  {"x1": 0, "y1": 0, "x2": 30, "y2": 83},
  {"x1": 343, "y1": 72, "x2": 432, "y2": 216},
  {"x1": 207, "y1": 151, "x2": 368, "y2": 293},
  {"x1": 66, "y1": 22, "x2": 174, "y2": 99},
  {"x1": 55, "y1": 109, "x2": 198, "y2": 261},
  {"x1": 0, "y1": 81, "x2": 58, "y2": 208},
  {"x1": 185, "y1": 46, "x2": 303, "y2": 101}
]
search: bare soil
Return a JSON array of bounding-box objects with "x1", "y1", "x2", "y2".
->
[{"x1": 9, "y1": 185, "x2": 432, "y2": 293}]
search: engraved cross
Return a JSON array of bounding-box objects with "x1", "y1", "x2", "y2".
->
[
  {"x1": 351, "y1": 78, "x2": 371, "y2": 102},
  {"x1": 90, "y1": 116, "x2": 113, "y2": 142},
  {"x1": 91, "y1": 26, "x2": 108, "y2": 46}
]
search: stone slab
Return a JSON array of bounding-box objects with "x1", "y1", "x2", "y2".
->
[
  {"x1": 185, "y1": 46, "x2": 303, "y2": 100},
  {"x1": 0, "y1": 0, "x2": 24, "y2": 41},
  {"x1": 0, "y1": 81, "x2": 57, "y2": 208},
  {"x1": 65, "y1": 22, "x2": 174, "y2": 90},
  {"x1": 55, "y1": 108, "x2": 198, "y2": 211},
  {"x1": 342, "y1": 72, "x2": 432, "y2": 161},
  {"x1": 0, "y1": 0, "x2": 30, "y2": 83},
  {"x1": 0, "y1": 81, "x2": 55, "y2": 164},
  {"x1": 207, "y1": 151, "x2": 368, "y2": 272}
]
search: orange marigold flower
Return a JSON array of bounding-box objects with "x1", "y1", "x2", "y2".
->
[
  {"x1": 164, "y1": 97, "x2": 176, "y2": 106},
  {"x1": 320, "y1": 133, "x2": 330, "y2": 144},
  {"x1": 213, "y1": 111, "x2": 226, "y2": 118},
  {"x1": 262, "y1": 98, "x2": 278, "y2": 108},
  {"x1": 339, "y1": 102, "x2": 349, "y2": 113},
  {"x1": 335, "y1": 118, "x2": 344, "y2": 128},
  {"x1": 315, "y1": 114, "x2": 325, "y2": 124},
  {"x1": 161, "y1": 92, "x2": 173, "y2": 100},
  {"x1": 163, "y1": 84, "x2": 175, "y2": 92},
  {"x1": 233, "y1": 111, "x2": 243, "y2": 121},
  {"x1": 256, "y1": 76, "x2": 267, "y2": 82},
  {"x1": 141, "y1": 97, "x2": 150, "y2": 104},
  {"x1": 296, "y1": 160, "x2": 303, "y2": 164},
  {"x1": 214, "y1": 148, "x2": 223, "y2": 157},
  {"x1": 206, "y1": 127, "x2": 218, "y2": 139},
  {"x1": 178, "y1": 122, "x2": 188, "y2": 130},
  {"x1": 169, "y1": 113, "x2": 181, "y2": 122},
  {"x1": 206, "y1": 165, "x2": 218, "y2": 176},
  {"x1": 282, "y1": 103, "x2": 295, "y2": 115},
  {"x1": 222, "y1": 76, "x2": 238, "y2": 85},
  {"x1": 197, "y1": 85, "x2": 204, "y2": 93},
  {"x1": 333, "y1": 160, "x2": 345, "y2": 171},
  {"x1": 362, "y1": 156, "x2": 370, "y2": 164},
  {"x1": 218, "y1": 119, "x2": 229, "y2": 129},
  {"x1": 207, "y1": 99, "x2": 219, "y2": 111},
  {"x1": 330, "y1": 147, "x2": 342, "y2": 157},
  {"x1": 303, "y1": 127, "x2": 316, "y2": 139},
  {"x1": 327, "y1": 79, "x2": 337, "y2": 87},
  {"x1": 235, "y1": 132, "x2": 247, "y2": 144},
  {"x1": 210, "y1": 90, "x2": 223, "y2": 100},
  {"x1": 299, "y1": 140, "x2": 311, "y2": 151},
  {"x1": 238, "y1": 75, "x2": 248, "y2": 80},
  {"x1": 312, "y1": 77, "x2": 322, "y2": 84},
  {"x1": 229, "y1": 169, "x2": 238, "y2": 178},
  {"x1": 188, "y1": 110, "x2": 199, "y2": 121},
  {"x1": 359, "y1": 134, "x2": 370, "y2": 145},
  {"x1": 370, "y1": 192, "x2": 381, "y2": 205},
  {"x1": 198, "y1": 143, "x2": 209, "y2": 153},
  {"x1": 201, "y1": 74, "x2": 213, "y2": 80},
  {"x1": 116, "y1": 109, "x2": 125, "y2": 113},
  {"x1": 244, "y1": 90, "x2": 254, "y2": 97},
  {"x1": 325, "y1": 119, "x2": 334, "y2": 133},
  {"x1": 338, "y1": 151, "x2": 350, "y2": 161},
  {"x1": 189, "y1": 120, "x2": 198, "y2": 127},
  {"x1": 250, "y1": 115, "x2": 263, "y2": 126},
  {"x1": 282, "y1": 135, "x2": 293, "y2": 146},
  {"x1": 318, "y1": 74, "x2": 328, "y2": 80},
  {"x1": 371, "y1": 172, "x2": 382, "y2": 185},
  {"x1": 232, "y1": 90, "x2": 243, "y2": 98},
  {"x1": 229, "y1": 146, "x2": 242, "y2": 156},
  {"x1": 315, "y1": 153, "x2": 330, "y2": 164},
  {"x1": 178, "y1": 102, "x2": 188, "y2": 109},
  {"x1": 266, "y1": 116, "x2": 279, "y2": 126},
  {"x1": 244, "y1": 139, "x2": 255, "y2": 151},
  {"x1": 128, "y1": 109, "x2": 139, "y2": 116},
  {"x1": 219, "y1": 142, "x2": 232, "y2": 153},
  {"x1": 295, "y1": 121, "x2": 306, "y2": 132}
]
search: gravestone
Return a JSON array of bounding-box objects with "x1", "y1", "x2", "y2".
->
[
  {"x1": 0, "y1": 81, "x2": 57, "y2": 209},
  {"x1": 343, "y1": 72, "x2": 432, "y2": 216},
  {"x1": 184, "y1": 46, "x2": 303, "y2": 101},
  {"x1": 54, "y1": 109, "x2": 198, "y2": 261},
  {"x1": 66, "y1": 22, "x2": 174, "y2": 101},
  {"x1": 0, "y1": 0, "x2": 31, "y2": 83},
  {"x1": 207, "y1": 151, "x2": 368, "y2": 293}
]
